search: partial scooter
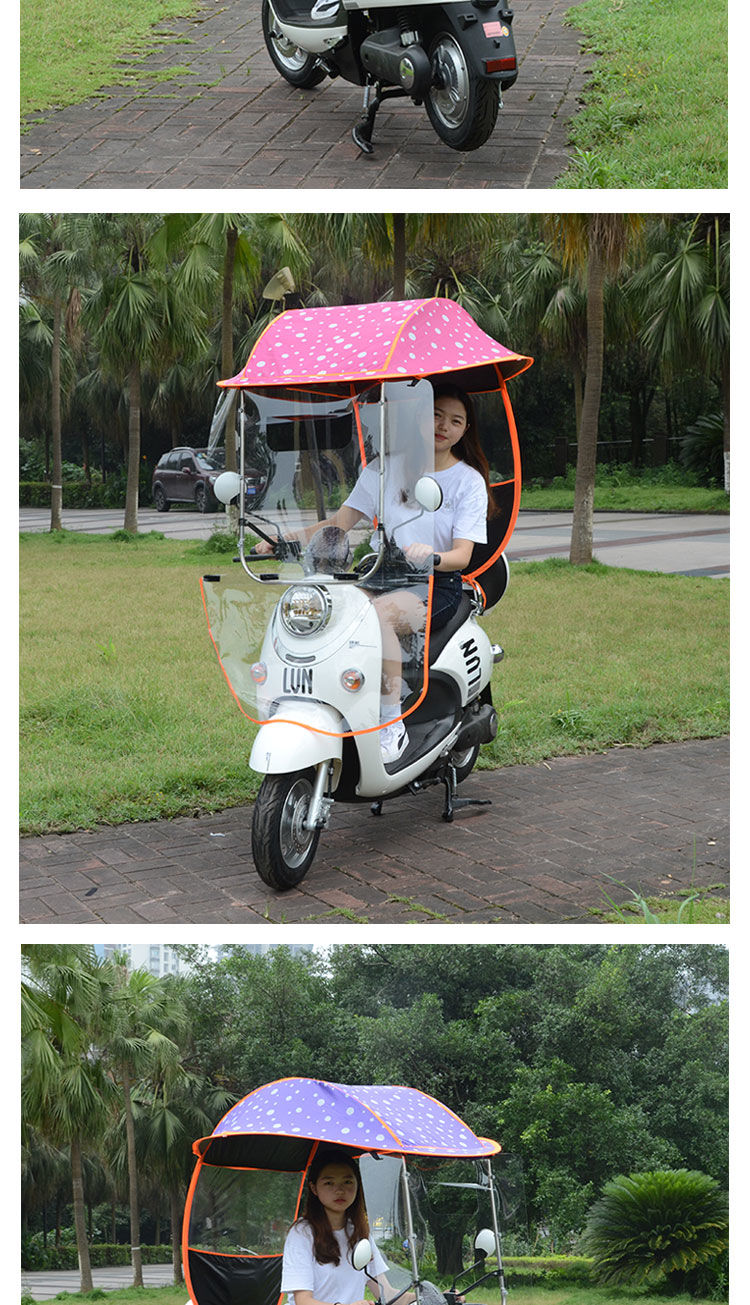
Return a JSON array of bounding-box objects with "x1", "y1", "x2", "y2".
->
[
  {"x1": 261, "y1": 0, "x2": 518, "y2": 152},
  {"x1": 201, "y1": 298, "x2": 532, "y2": 890}
]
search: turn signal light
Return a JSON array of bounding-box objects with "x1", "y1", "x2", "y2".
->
[{"x1": 341, "y1": 668, "x2": 365, "y2": 692}]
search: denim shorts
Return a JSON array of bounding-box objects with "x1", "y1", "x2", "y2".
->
[{"x1": 431, "y1": 571, "x2": 462, "y2": 630}]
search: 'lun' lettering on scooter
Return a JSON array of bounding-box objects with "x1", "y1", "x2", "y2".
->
[
  {"x1": 460, "y1": 637, "x2": 482, "y2": 690},
  {"x1": 283, "y1": 666, "x2": 314, "y2": 694}
]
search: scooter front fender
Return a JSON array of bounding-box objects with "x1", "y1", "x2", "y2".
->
[{"x1": 250, "y1": 702, "x2": 344, "y2": 783}]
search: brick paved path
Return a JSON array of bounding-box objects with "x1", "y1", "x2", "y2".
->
[
  {"x1": 21, "y1": 0, "x2": 592, "y2": 188},
  {"x1": 20, "y1": 738, "x2": 729, "y2": 925}
]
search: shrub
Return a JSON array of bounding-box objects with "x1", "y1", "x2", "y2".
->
[{"x1": 581, "y1": 1169, "x2": 728, "y2": 1287}]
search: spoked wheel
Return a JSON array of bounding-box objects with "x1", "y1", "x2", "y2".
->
[
  {"x1": 261, "y1": 0, "x2": 327, "y2": 87},
  {"x1": 425, "y1": 32, "x2": 499, "y2": 150},
  {"x1": 450, "y1": 742, "x2": 480, "y2": 784},
  {"x1": 153, "y1": 485, "x2": 169, "y2": 512},
  {"x1": 251, "y1": 769, "x2": 322, "y2": 890}
]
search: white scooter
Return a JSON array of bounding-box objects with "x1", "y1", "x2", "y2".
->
[
  {"x1": 261, "y1": 0, "x2": 519, "y2": 152},
  {"x1": 201, "y1": 300, "x2": 531, "y2": 890}
]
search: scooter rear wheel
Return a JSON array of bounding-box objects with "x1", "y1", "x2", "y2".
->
[
  {"x1": 251, "y1": 769, "x2": 322, "y2": 890},
  {"x1": 450, "y1": 741, "x2": 481, "y2": 784},
  {"x1": 425, "y1": 32, "x2": 499, "y2": 151},
  {"x1": 262, "y1": 0, "x2": 327, "y2": 88}
]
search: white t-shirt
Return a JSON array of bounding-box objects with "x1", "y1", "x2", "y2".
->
[
  {"x1": 281, "y1": 1221, "x2": 387, "y2": 1305},
  {"x1": 344, "y1": 459, "x2": 487, "y2": 555}
]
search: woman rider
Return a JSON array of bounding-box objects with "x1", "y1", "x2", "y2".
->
[{"x1": 281, "y1": 1148, "x2": 415, "y2": 1305}]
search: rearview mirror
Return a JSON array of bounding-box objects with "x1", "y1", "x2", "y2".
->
[
  {"x1": 414, "y1": 476, "x2": 443, "y2": 512},
  {"x1": 352, "y1": 1238, "x2": 373, "y2": 1271},
  {"x1": 474, "y1": 1228, "x2": 496, "y2": 1259},
  {"x1": 213, "y1": 471, "x2": 242, "y2": 505}
]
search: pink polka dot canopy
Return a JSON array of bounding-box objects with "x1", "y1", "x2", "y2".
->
[
  {"x1": 218, "y1": 298, "x2": 532, "y2": 391},
  {"x1": 193, "y1": 1076, "x2": 499, "y2": 1162}
]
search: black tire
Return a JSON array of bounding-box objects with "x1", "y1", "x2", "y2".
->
[
  {"x1": 251, "y1": 769, "x2": 322, "y2": 890},
  {"x1": 425, "y1": 32, "x2": 499, "y2": 151},
  {"x1": 153, "y1": 484, "x2": 170, "y2": 512},
  {"x1": 450, "y1": 741, "x2": 480, "y2": 784},
  {"x1": 262, "y1": 0, "x2": 327, "y2": 88},
  {"x1": 195, "y1": 483, "x2": 212, "y2": 513}
]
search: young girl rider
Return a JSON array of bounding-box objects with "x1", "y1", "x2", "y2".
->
[
  {"x1": 281, "y1": 1148, "x2": 415, "y2": 1305},
  {"x1": 254, "y1": 382, "x2": 491, "y2": 762}
]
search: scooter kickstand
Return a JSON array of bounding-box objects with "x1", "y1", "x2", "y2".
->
[
  {"x1": 441, "y1": 763, "x2": 492, "y2": 823},
  {"x1": 352, "y1": 81, "x2": 380, "y2": 154}
]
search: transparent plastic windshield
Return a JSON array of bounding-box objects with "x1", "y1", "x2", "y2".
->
[
  {"x1": 201, "y1": 379, "x2": 437, "y2": 737},
  {"x1": 360, "y1": 1156, "x2": 525, "y2": 1294}
]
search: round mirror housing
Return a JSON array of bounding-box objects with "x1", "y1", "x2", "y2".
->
[
  {"x1": 352, "y1": 1239, "x2": 373, "y2": 1271},
  {"x1": 213, "y1": 471, "x2": 242, "y2": 505},
  {"x1": 414, "y1": 475, "x2": 443, "y2": 513},
  {"x1": 474, "y1": 1228, "x2": 496, "y2": 1259}
]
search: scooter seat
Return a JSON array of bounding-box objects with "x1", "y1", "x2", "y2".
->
[{"x1": 428, "y1": 592, "x2": 473, "y2": 664}]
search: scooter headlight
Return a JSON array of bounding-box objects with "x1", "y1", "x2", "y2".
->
[{"x1": 280, "y1": 585, "x2": 332, "y2": 636}]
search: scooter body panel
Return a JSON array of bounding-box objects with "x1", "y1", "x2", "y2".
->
[
  {"x1": 250, "y1": 703, "x2": 344, "y2": 779},
  {"x1": 271, "y1": 16, "x2": 349, "y2": 53}
]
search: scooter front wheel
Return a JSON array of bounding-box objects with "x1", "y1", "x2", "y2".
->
[
  {"x1": 425, "y1": 32, "x2": 499, "y2": 151},
  {"x1": 251, "y1": 769, "x2": 322, "y2": 890},
  {"x1": 261, "y1": 0, "x2": 327, "y2": 88}
]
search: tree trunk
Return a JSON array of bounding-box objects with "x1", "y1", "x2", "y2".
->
[
  {"x1": 123, "y1": 359, "x2": 141, "y2": 533},
  {"x1": 50, "y1": 295, "x2": 63, "y2": 531},
  {"x1": 223, "y1": 226, "x2": 239, "y2": 476},
  {"x1": 393, "y1": 214, "x2": 406, "y2": 299},
  {"x1": 71, "y1": 1133, "x2": 94, "y2": 1294},
  {"x1": 721, "y1": 355, "x2": 730, "y2": 492},
  {"x1": 572, "y1": 357, "x2": 583, "y2": 440},
  {"x1": 570, "y1": 239, "x2": 605, "y2": 565},
  {"x1": 170, "y1": 1184, "x2": 184, "y2": 1286},
  {"x1": 122, "y1": 1070, "x2": 144, "y2": 1288}
]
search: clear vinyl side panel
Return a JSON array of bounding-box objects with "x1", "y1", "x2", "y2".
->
[
  {"x1": 201, "y1": 379, "x2": 437, "y2": 736},
  {"x1": 359, "y1": 1155, "x2": 526, "y2": 1293}
]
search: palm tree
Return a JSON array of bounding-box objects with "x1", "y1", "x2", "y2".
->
[
  {"x1": 101, "y1": 960, "x2": 187, "y2": 1287},
  {"x1": 84, "y1": 214, "x2": 210, "y2": 531},
  {"x1": 22, "y1": 945, "x2": 116, "y2": 1293},
  {"x1": 546, "y1": 215, "x2": 644, "y2": 564},
  {"x1": 19, "y1": 214, "x2": 93, "y2": 528},
  {"x1": 638, "y1": 214, "x2": 730, "y2": 488}
]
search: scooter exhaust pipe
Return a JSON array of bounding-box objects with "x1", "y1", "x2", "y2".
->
[{"x1": 454, "y1": 703, "x2": 498, "y2": 751}]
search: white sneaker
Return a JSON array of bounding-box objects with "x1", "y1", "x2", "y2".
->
[{"x1": 379, "y1": 720, "x2": 408, "y2": 764}]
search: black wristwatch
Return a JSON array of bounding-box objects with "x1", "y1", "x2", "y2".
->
[{"x1": 433, "y1": 553, "x2": 441, "y2": 569}]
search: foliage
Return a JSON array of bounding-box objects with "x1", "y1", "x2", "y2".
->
[
  {"x1": 581, "y1": 1170, "x2": 728, "y2": 1286},
  {"x1": 19, "y1": 214, "x2": 729, "y2": 514},
  {"x1": 558, "y1": 0, "x2": 726, "y2": 188},
  {"x1": 22, "y1": 1241, "x2": 173, "y2": 1270}
]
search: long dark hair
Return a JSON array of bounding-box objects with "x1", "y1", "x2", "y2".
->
[
  {"x1": 432, "y1": 382, "x2": 497, "y2": 517},
  {"x1": 299, "y1": 1148, "x2": 370, "y2": 1266}
]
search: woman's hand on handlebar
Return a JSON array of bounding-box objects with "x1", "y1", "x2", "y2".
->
[{"x1": 253, "y1": 538, "x2": 276, "y2": 556}]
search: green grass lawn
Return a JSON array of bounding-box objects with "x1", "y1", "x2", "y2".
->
[
  {"x1": 21, "y1": 0, "x2": 198, "y2": 117},
  {"x1": 520, "y1": 485, "x2": 728, "y2": 514},
  {"x1": 21, "y1": 1285, "x2": 718, "y2": 1305},
  {"x1": 559, "y1": 0, "x2": 727, "y2": 187},
  {"x1": 19, "y1": 535, "x2": 729, "y2": 836}
]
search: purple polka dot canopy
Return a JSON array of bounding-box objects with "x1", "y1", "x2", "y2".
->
[
  {"x1": 218, "y1": 299, "x2": 532, "y2": 390},
  {"x1": 204, "y1": 1077, "x2": 499, "y2": 1158}
]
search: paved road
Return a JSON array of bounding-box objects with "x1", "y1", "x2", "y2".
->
[
  {"x1": 21, "y1": 0, "x2": 592, "y2": 188},
  {"x1": 20, "y1": 737, "x2": 729, "y2": 925},
  {"x1": 21, "y1": 1263, "x2": 180, "y2": 1301},
  {"x1": 19, "y1": 507, "x2": 730, "y2": 577}
]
